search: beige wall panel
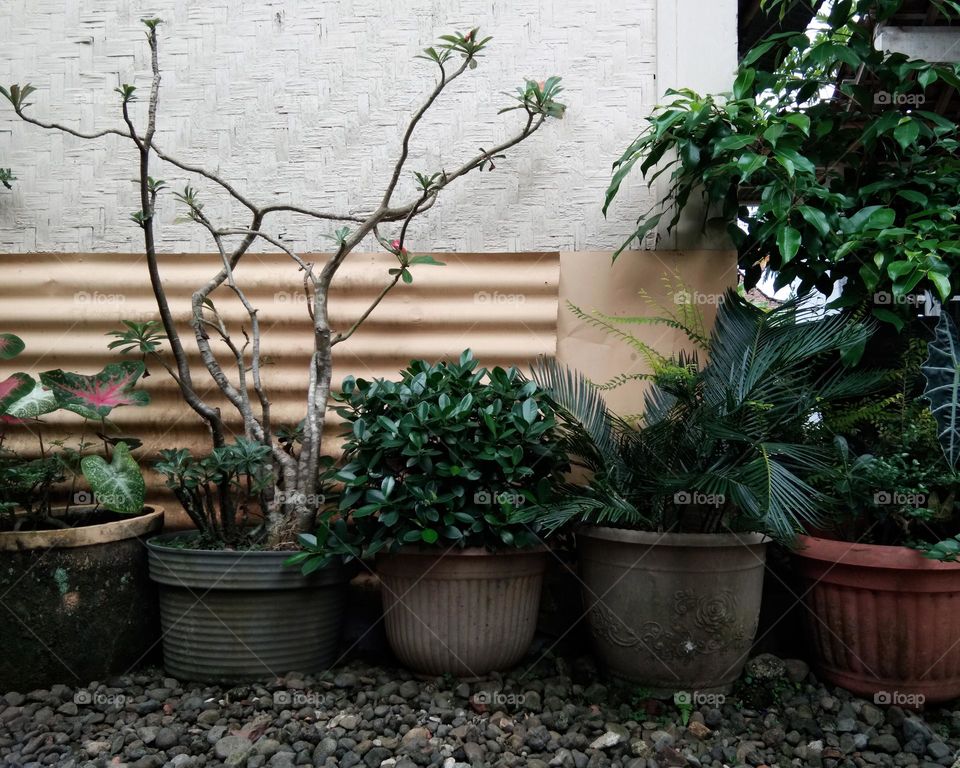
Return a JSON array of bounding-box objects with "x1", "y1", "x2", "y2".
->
[
  {"x1": 556, "y1": 250, "x2": 738, "y2": 415},
  {"x1": 0, "y1": 250, "x2": 559, "y2": 524}
]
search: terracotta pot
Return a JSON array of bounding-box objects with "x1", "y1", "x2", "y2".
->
[
  {"x1": 0, "y1": 507, "x2": 164, "y2": 692},
  {"x1": 578, "y1": 527, "x2": 768, "y2": 694},
  {"x1": 794, "y1": 534, "x2": 960, "y2": 703},
  {"x1": 377, "y1": 547, "x2": 547, "y2": 677},
  {"x1": 147, "y1": 532, "x2": 353, "y2": 683}
]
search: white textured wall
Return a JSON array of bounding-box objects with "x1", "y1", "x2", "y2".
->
[{"x1": 0, "y1": 0, "x2": 657, "y2": 253}]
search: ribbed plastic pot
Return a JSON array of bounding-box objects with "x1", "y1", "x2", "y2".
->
[
  {"x1": 0, "y1": 507, "x2": 163, "y2": 692},
  {"x1": 377, "y1": 547, "x2": 547, "y2": 678},
  {"x1": 794, "y1": 534, "x2": 960, "y2": 703},
  {"x1": 147, "y1": 532, "x2": 351, "y2": 683},
  {"x1": 578, "y1": 527, "x2": 767, "y2": 694}
]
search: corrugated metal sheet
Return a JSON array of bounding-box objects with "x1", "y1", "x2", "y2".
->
[{"x1": 0, "y1": 251, "x2": 559, "y2": 524}]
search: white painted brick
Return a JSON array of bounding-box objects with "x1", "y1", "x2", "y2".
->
[{"x1": 0, "y1": 0, "x2": 658, "y2": 253}]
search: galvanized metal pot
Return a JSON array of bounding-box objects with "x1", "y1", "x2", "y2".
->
[
  {"x1": 578, "y1": 527, "x2": 767, "y2": 694},
  {"x1": 147, "y1": 532, "x2": 351, "y2": 683},
  {"x1": 0, "y1": 507, "x2": 163, "y2": 692},
  {"x1": 377, "y1": 547, "x2": 547, "y2": 678}
]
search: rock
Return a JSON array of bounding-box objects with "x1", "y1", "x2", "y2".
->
[
  {"x1": 215, "y1": 735, "x2": 253, "y2": 766},
  {"x1": 687, "y1": 722, "x2": 711, "y2": 740},
  {"x1": 197, "y1": 708, "x2": 221, "y2": 725},
  {"x1": 904, "y1": 716, "x2": 933, "y2": 744},
  {"x1": 523, "y1": 691, "x2": 542, "y2": 712},
  {"x1": 402, "y1": 727, "x2": 432, "y2": 747},
  {"x1": 783, "y1": 659, "x2": 810, "y2": 683},
  {"x1": 928, "y1": 741, "x2": 953, "y2": 761},
  {"x1": 340, "y1": 714, "x2": 360, "y2": 730},
  {"x1": 630, "y1": 739, "x2": 651, "y2": 758},
  {"x1": 463, "y1": 742, "x2": 484, "y2": 763},
  {"x1": 744, "y1": 653, "x2": 787, "y2": 681},
  {"x1": 582, "y1": 683, "x2": 607, "y2": 704},
  {"x1": 335, "y1": 672, "x2": 358, "y2": 689},
  {"x1": 703, "y1": 708, "x2": 723, "y2": 728},
  {"x1": 4, "y1": 691, "x2": 25, "y2": 706},
  {"x1": 398, "y1": 681, "x2": 419, "y2": 700},
  {"x1": 154, "y1": 727, "x2": 178, "y2": 751},
  {"x1": 169, "y1": 756, "x2": 194, "y2": 768},
  {"x1": 57, "y1": 701, "x2": 79, "y2": 716},
  {"x1": 527, "y1": 725, "x2": 552, "y2": 751},
  {"x1": 861, "y1": 703, "x2": 884, "y2": 727},
  {"x1": 269, "y1": 753, "x2": 297, "y2": 768},
  {"x1": 589, "y1": 724, "x2": 628, "y2": 750},
  {"x1": 869, "y1": 734, "x2": 902, "y2": 754},
  {"x1": 761, "y1": 726, "x2": 785, "y2": 746}
]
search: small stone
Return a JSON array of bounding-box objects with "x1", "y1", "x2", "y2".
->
[
  {"x1": 57, "y1": 701, "x2": 79, "y2": 716},
  {"x1": 820, "y1": 696, "x2": 837, "y2": 712},
  {"x1": 927, "y1": 741, "x2": 952, "y2": 761},
  {"x1": 398, "y1": 681, "x2": 419, "y2": 699},
  {"x1": 861, "y1": 703, "x2": 884, "y2": 727},
  {"x1": 335, "y1": 672, "x2": 358, "y2": 689},
  {"x1": 869, "y1": 734, "x2": 902, "y2": 754},
  {"x1": 523, "y1": 691, "x2": 542, "y2": 712},
  {"x1": 745, "y1": 653, "x2": 787, "y2": 681},
  {"x1": 703, "y1": 708, "x2": 723, "y2": 728},
  {"x1": 837, "y1": 718, "x2": 857, "y2": 732},
  {"x1": 687, "y1": 722, "x2": 711, "y2": 740},
  {"x1": 783, "y1": 659, "x2": 810, "y2": 683},
  {"x1": 4, "y1": 691, "x2": 25, "y2": 706},
  {"x1": 215, "y1": 734, "x2": 253, "y2": 766},
  {"x1": 904, "y1": 716, "x2": 933, "y2": 744},
  {"x1": 589, "y1": 725, "x2": 628, "y2": 750},
  {"x1": 402, "y1": 727, "x2": 431, "y2": 747},
  {"x1": 154, "y1": 728, "x2": 178, "y2": 751},
  {"x1": 197, "y1": 709, "x2": 221, "y2": 725},
  {"x1": 340, "y1": 714, "x2": 360, "y2": 730},
  {"x1": 630, "y1": 739, "x2": 651, "y2": 758},
  {"x1": 761, "y1": 726, "x2": 785, "y2": 746}
]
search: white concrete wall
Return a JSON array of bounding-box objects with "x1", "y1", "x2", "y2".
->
[{"x1": 0, "y1": 0, "x2": 664, "y2": 253}]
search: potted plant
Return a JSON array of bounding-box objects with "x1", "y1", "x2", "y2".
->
[
  {"x1": 532, "y1": 290, "x2": 878, "y2": 693},
  {"x1": 0, "y1": 332, "x2": 161, "y2": 691},
  {"x1": 2, "y1": 21, "x2": 565, "y2": 681},
  {"x1": 795, "y1": 310, "x2": 960, "y2": 703},
  {"x1": 294, "y1": 350, "x2": 569, "y2": 677}
]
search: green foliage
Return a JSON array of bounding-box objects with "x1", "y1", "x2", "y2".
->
[
  {"x1": 80, "y1": 442, "x2": 145, "y2": 515},
  {"x1": 0, "y1": 335, "x2": 148, "y2": 523},
  {"x1": 416, "y1": 28, "x2": 492, "y2": 69},
  {"x1": 0, "y1": 83, "x2": 36, "y2": 113},
  {"x1": 322, "y1": 349, "x2": 568, "y2": 555},
  {"x1": 154, "y1": 438, "x2": 274, "y2": 545},
  {"x1": 0, "y1": 168, "x2": 14, "y2": 189},
  {"x1": 922, "y1": 312, "x2": 960, "y2": 469},
  {"x1": 114, "y1": 84, "x2": 137, "y2": 104},
  {"x1": 107, "y1": 320, "x2": 165, "y2": 357},
  {"x1": 533, "y1": 291, "x2": 882, "y2": 540},
  {"x1": 500, "y1": 77, "x2": 566, "y2": 119},
  {"x1": 605, "y1": 0, "x2": 960, "y2": 326}
]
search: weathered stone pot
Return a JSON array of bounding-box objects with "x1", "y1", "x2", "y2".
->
[
  {"x1": 0, "y1": 506, "x2": 164, "y2": 692},
  {"x1": 377, "y1": 547, "x2": 547, "y2": 677},
  {"x1": 578, "y1": 527, "x2": 767, "y2": 694},
  {"x1": 794, "y1": 534, "x2": 960, "y2": 704},
  {"x1": 147, "y1": 532, "x2": 352, "y2": 683}
]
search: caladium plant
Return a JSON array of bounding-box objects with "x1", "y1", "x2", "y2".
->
[
  {"x1": 922, "y1": 311, "x2": 960, "y2": 471},
  {"x1": 0, "y1": 333, "x2": 150, "y2": 525},
  {"x1": 80, "y1": 442, "x2": 146, "y2": 515},
  {"x1": 39, "y1": 362, "x2": 150, "y2": 420}
]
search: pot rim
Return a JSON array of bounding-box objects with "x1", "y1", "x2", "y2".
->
[
  {"x1": 0, "y1": 506, "x2": 164, "y2": 551},
  {"x1": 380, "y1": 544, "x2": 549, "y2": 558},
  {"x1": 794, "y1": 533, "x2": 960, "y2": 571},
  {"x1": 578, "y1": 526, "x2": 768, "y2": 548},
  {"x1": 147, "y1": 529, "x2": 307, "y2": 558}
]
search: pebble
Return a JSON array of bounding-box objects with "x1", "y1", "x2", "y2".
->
[{"x1": 1, "y1": 656, "x2": 958, "y2": 768}]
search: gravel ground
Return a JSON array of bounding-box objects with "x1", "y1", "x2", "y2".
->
[{"x1": 2, "y1": 654, "x2": 959, "y2": 768}]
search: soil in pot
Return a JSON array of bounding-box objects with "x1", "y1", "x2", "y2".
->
[
  {"x1": 578, "y1": 527, "x2": 768, "y2": 695},
  {"x1": 0, "y1": 506, "x2": 164, "y2": 692},
  {"x1": 377, "y1": 547, "x2": 547, "y2": 678},
  {"x1": 795, "y1": 534, "x2": 960, "y2": 704},
  {"x1": 147, "y1": 531, "x2": 353, "y2": 683}
]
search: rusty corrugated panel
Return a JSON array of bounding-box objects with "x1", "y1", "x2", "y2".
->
[{"x1": 0, "y1": 251, "x2": 559, "y2": 523}]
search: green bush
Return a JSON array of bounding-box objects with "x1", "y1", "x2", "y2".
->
[{"x1": 324, "y1": 350, "x2": 569, "y2": 554}]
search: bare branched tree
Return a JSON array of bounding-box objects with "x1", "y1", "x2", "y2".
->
[{"x1": 1, "y1": 20, "x2": 566, "y2": 546}]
